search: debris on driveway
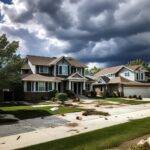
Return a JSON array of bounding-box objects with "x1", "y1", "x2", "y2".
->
[{"x1": 50, "y1": 107, "x2": 58, "y2": 111}]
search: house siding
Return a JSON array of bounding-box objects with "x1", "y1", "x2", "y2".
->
[{"x1": 119, "y1": 68, "x2": 135, "y2": 81}]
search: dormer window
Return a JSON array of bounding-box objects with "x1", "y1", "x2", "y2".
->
[{"x1": 58, "y1": 65, "x2": 68, "y2": 75}]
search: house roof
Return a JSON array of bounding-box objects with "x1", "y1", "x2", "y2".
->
[
  {"x1": 22, "y1": 74, "x2": 63, "y2": 82},
  {"x1": 67, "y1": 72, "x2": 88, "y2": 81},
  {"x1": 27, "y1": 55, "x2": 56, "y2": 66},
  {"x1": 94, "y1": 65, "x2": 124, "y2": 77},
  {"x1": 27, "y1": 55, "x2": 87, "y2": 68},
  {"x1": 108, "y1": 76, "x2": 150, "y2": 86},
  {"x1": 101, "y1": 76, "x2": 110, "y2": 83},
  {"x1": 21, "y1": 63, "x2": 31, "y2": 70},
  {"x1": 127, "y1": 65, "x2": 149, "y2": 72},
  {"x1": 108, "y1": 76, "x2": 131, "y2": 84}
]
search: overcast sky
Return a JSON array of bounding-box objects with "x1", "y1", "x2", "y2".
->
[{"x1": 0, "y1": 0, "x2": 150, "y2": 68}]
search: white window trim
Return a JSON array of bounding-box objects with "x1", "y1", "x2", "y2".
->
[
  {"x1": 58, "y1": 65, "x2": 68, "y2": 75},
  {"x1": 125, "y1": 71, "x2": 130, "y2": 77},
  {"x1": 38, "y1": 82, "x2": 46, "y2": 92},
  {"x1": 39, "y1": 66, "x2": 49, "y2": 74}
]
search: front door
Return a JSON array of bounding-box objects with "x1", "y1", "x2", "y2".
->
[{"x1": 73, "y1": 82, "x2": 82, "y2": 95}]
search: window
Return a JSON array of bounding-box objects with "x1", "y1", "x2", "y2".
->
[
  {"x1": 39, "y1": 66, "x2": 49, "y2": 74},
  {"x1": 27, "y1": 82, "x2": 31, "y2": 91},
  {"x1": 107, "y1": 74, "x2": 113, "y2": 77},
  {"x1": 38, "y1": 82, "x2": 45, "y2": 91},
  {"x1": 125, "y1": 71, "x2": 130, "y2": 77},
  {"x1": 58, "y1": 65, "x2": 68, "y2": 75}
]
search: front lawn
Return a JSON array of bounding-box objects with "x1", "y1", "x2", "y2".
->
[
  {"x1": 0, "y1": 105, "x2": 82, "y2": 120},
  {"x1": 22, "y1": 117, "x2": 150, "y2": 150},
  {"x1": 101, "y1": 98, "x2": 150, "y2": 105}
]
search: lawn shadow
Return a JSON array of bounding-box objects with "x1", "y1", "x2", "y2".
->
[{"x1": 0, "y1": 109, "x2": 53, "y2": 120}]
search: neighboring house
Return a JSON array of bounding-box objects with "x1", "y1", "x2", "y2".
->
[
  {"x1": 21, "y1": 55, "x2": 93, "y2": 100},
  {"x1": 93, "y1": 65, "x2": 150, "y2": 98}
]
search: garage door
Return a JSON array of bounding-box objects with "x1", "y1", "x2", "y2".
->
[{"x1": 124, "y1": 86, "x2": 150, "y2": 98}]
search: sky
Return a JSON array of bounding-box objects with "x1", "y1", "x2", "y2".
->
[{"x1": 0, "y1": 0, "x2": 150, "y2": 68}]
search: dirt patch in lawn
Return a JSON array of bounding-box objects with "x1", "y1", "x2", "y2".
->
[{"x1": 117, "y1": 134, "x2": 150, "y2": 150}]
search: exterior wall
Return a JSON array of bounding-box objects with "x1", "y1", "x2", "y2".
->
[
  {"x1": 56, "y1": 59, "x2": 70, "y2": 76},
  {"x1": 135, "y1": 70, "x2": 147, "y2": 82},
  {"x1": 28, "y1": 60, "x2": 36, "y2": 74},
  {"x1": 24, "y1": 92, "x2": 50, "y2": 101},
  {"x1": 23, "y1": 81, "x2": 55, "y2": 92},
  {"x1": 118, "y1": 68, "x2": 135, "y2": 81},
  {"x1": 123, "y1": 86, "x2": 150, "y2": 98}
]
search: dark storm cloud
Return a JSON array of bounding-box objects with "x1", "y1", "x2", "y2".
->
[{"x1": 1, "y1": 0, "x2": 150, "y2": 66}]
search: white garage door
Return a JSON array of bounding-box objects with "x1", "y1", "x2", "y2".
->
[{"x1": 124, "y1": 86, "x2": 150, "y2": 98}]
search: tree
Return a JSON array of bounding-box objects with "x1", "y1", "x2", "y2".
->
[
  {"x1": 85, "y1": 66, "x2": 101, "y2": 75},
  {"x1": 127, "y1": 59, "x2": 150, "y2": 71},
  {"x1": 0, "y1": 34, "x2": 23, "y2": 90},
  {"x1": 90, "y1": 66, "x2": 101, "y2": 74}
]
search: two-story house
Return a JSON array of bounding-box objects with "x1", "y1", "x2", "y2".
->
[
  {"x1": 21, "y1": 55, "x2": 92, "y2": 100},
  {"x1": 93, "y1": 65, "x2": 150, "y2": 98}
]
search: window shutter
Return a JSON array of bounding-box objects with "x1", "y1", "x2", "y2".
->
[
  {"x1": 56, "y1": 65, "x2": 58, "y2": 75},
  {"x1": 45, "y1": 82, "x2": 48, "y2": 91},
  {"x1": 36, "y1": 82, "x2": 38, "y2": 91}
]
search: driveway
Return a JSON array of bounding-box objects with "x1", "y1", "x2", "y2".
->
[{"x1": 0, "y1": 116, "x2": 69, "y2": 137}]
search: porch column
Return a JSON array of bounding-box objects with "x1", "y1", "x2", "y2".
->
[
  {"x1": 54, "y1": 65, "x2": 56, "y2": 76},
  {"x1": 72, "y1": 82, "x2": 74, "y2": 92},
  {"x1": 33, "y1": 82, "x2": 36, "y2": 92},
  {"x1": 69, "y1": 81, "x2": 71, "y2": 90},
  {"x1": 56, "y1": 82, "x2": 58, "y2": 91},
  {"x1": 90, "y1": 84, "x2": 93, "y2": 91},
  {"x1": 24, "y1": 82, "x2": 27, "y2": 92},
  {"x1": 52, "y1": 82, "x2": 55, "y2": 90},
  {"x1": 83, "y1": 80, "x2": 86, "y2": 90},
  {"x1": 80, "y1": 83, "x2": 82, "y2": 94}
]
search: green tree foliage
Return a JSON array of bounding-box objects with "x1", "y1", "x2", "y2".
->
[
  {"x1": 85, "y1": 66, "x2": 101, "y2": 75},
  {"x1": 56, "y1": 93, "x2": 68, "y2": 104},
  {"x1": 128, "y1": 59, "x2": 146, "y2": 66},
  {"x1": 0, "y1": 34, "x2": 23, "y2": 89},
  {"x1": 127, "y1": 59, "x2": 150, "y2": 71}
]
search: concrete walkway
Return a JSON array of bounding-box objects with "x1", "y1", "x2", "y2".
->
[{"x1": 0, "y1": 104, "x2": 150, "y2": 150}]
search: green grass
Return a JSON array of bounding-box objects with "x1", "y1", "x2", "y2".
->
[
  {"x1": 0, "y1": 105, "x2": 82, "y2": 120},
  {"x1": 101, "y1": 98, "x2": 150, "y2": 105},
  {"x1": 22, "y1": 117, "x2": 150, "y2": 150}
]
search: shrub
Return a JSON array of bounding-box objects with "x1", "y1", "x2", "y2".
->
[
  {"x1": 129, "y1": 95, "x2": 132, "y2": 99},
  {"x1": 138, "y1": 95, "x2": 142, "y2": 100},
  {"x1": 65, "y1": 90, "x2": 76, "y2": 99},
  {"x1": 91, "y1": 91, "x2": 96, "y2": 97},
  {"x1": 133, "y1": 95, "x2": 137, "y2": 99},
  {"x1": 49, "y1": 90, "x2": 58, "y2": 99},
  {"x1": 56, "y1": 93, "x2": 68, "y2": 104}
]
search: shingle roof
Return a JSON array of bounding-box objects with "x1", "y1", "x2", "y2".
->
[
  {"x1": 27, "y1": 55, "x2": 56, "y2": 66},
  {"x1": 108, "y1": 76, "x2": 131, "y2": 84},
  {"x1": 27, "y1": 55, "x2": 86, "y2": 68},
  {"x1": 94, "y1": 65, "x2": 124, "y2": 77},
  {"x1": 22, "y1": 74, "x2": 63, "y2": 82},
  {"x1": 108, "y1": 76, "x2": 150, "y2": 86},
  {"x1": 127, "y1": 65, "x2": 149, "y2": 72},
  {"x1": 21, "y1": 63, "x2": 31, "y2": 69}
]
